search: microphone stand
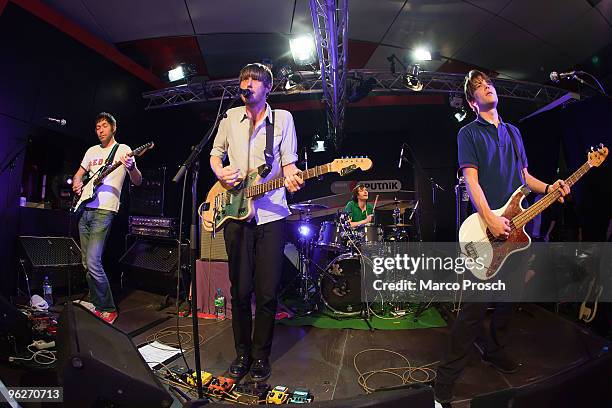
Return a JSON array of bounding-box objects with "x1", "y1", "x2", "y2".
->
[{"x1": 172, "y1": 91, "x2": 243, "y2": 399}]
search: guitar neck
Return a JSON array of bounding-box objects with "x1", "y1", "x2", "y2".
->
[
  {"x1": 513, "y1": 161, "x2": 591, "y2": 229},
  {"x1": 94, "y1": 151, "x2": 134, "y2": 185},
  {"x1": 245, "y1": 163, "x2": 332, "y2": 198}
]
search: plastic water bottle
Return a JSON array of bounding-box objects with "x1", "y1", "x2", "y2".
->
[
  {"x1": 214, "y1": 288, "x2": 225, "y2": 320},
  {"x1": 42, "y1": 276, "x2": 53, "y2": 307}
]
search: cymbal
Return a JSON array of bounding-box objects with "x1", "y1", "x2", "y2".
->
[
  {"x1": 384, "y1": 224, "x2": 412, "y2": 228},
  {"x1": 376, "y1": 200, "x2": 416, "y2": 211},
  {"x1": 289, "y1": 203, "x2": 329, "y2": 212}
]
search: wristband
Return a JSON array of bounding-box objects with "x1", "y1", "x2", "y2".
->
[{"x1": 545, "y1": 184, "x2": 550, "y2": 194}]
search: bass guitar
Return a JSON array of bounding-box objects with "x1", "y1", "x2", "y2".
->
[{"x1": 459, "y1": 144, "x2": 607, "y2": 280}]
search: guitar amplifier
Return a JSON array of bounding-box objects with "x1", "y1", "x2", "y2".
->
[
  {"x1": 200, "y1": 229, "x2": 228, "y2": 262},
  {"x1": 129, "y1": 216, "x2": 178, "y2": 239}
]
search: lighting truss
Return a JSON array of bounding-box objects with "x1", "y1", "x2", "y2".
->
[
  {"x1": 309, "y1": 0, "x2": 348, "y2": 147},
  {"x1": 143, "y1": 70, "x2": 570, "y2": 109}
]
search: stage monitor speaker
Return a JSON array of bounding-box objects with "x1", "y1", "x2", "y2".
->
[
  {"x1": 0, "y1": 296, "x2": 32, "y2": 362},
  {"x1": 56, "y1": 303, "x2": 173, "y2": 407},
  {"x1": 185, "y1": 385, "x2": 433, "y2": 408},
  {"x1": 471, "y1": 351, "x2": 612, "y2": 408},
  {"x1": 17, "y1": 236, "x2": 84, "y2": 293}
]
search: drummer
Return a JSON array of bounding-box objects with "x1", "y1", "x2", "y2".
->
[{"x1": 344, "y1": 183, "x2": 374, "y2": 228}]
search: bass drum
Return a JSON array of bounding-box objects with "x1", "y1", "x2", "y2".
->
[{"x1": 319, "y1": 253, "x2": 363, "y2": 316}]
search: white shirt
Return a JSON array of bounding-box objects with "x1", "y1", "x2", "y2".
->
[
  {"x1": 80, "y1": 141, "x2": 133, "y2": 212},
  {"x1": 210, "y1": 104, "x2": 298, "y2": 225}
]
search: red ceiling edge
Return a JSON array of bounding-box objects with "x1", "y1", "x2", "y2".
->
[
  {"x1": 272, "y1": 94, "x2": 444, "y2": 112},
  {"x1": 0, "y1": 0, "x2": 8, "y2": 16},
  {"x1": 10, "y1": 0, "x2": 165, "y2": 89}
]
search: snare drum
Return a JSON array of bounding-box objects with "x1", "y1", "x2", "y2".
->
[{"x1": 316, "y1": 221, "x2": 347, "y2": 252}]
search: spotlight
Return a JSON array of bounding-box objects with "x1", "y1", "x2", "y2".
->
[
  {"x1": 347, "y1": 77, "x2": 376, "y2": 103},
  {"x1": 298, "y1": 224, "x2": 312, "y2": 238},
  {"x1": 449, "y1": 95, "x2": 464, "y2": 109},
  {"x1": 412, "y1": 47, "x2": 432, "y2": 61},
  {"x1": 403, "y1": 64, "x2": 423, "y2": 91},
  {"x1": 290, "y1": 35, "x2": 317, "y2": 66},
  {"x1": 311, "y1": 134, "x2": 326, "y2": 152},
  {"x1": 454, "y1": 107, "x2": 467, "y2": 122},
  {"x1": 166, "y1": 63, "x2": 196, "y2": 82},
  {"x1": 279, "y1": 64, "x2": 304, "y2": 94}
]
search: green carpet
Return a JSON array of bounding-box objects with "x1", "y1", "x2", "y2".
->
[{"x1": 279, "y1": 306, "x2": 446, "y2": 330}]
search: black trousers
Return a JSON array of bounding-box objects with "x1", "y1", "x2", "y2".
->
[
  {"x1": 223, "y1": 218, "x2": 286, "y2": 360},
  {"x1": 436, "y1": 302, "x2": 516, "y2": 386}
]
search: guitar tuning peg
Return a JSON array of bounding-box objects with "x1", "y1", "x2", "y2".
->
[
  {"x1": 599, "y1": 143, "x2": 604, "y2": 148},
  {"x1": 590, "y1": 146, "x2": 594, "y2": 151}
]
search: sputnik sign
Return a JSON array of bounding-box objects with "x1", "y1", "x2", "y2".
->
[{"x1": 331, "y1": 180, "x2": 402, "y2": 195}]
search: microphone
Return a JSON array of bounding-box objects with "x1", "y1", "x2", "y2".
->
[
  {"x1": 46, "y1": 117, "x2": 67, "y2": 126},
  {"x1": 237, "y1": 88, "x2": 252, "y2": 98},
  {"x1": 398, "y1": 143, "x2": 405, "y2": 169},
  {"x1": 550, "y1": 71, "x2": 579, "y2": 83}
]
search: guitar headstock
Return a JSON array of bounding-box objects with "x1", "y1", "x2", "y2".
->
[
  {"x1": 133, "y1": 142, "x2": 154, "y2": 156},
  {"x1": 588, "y1": 144, "x2": 608, "y2": 168},
  {"x1": 330, "y1": 157, "x2": 373, "y2": 177}
]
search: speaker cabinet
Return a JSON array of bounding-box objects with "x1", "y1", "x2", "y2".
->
[
  {"x1": 57, "y1": 303, "x2": 173, "y2": 407},
  {"x1": 17, "y1": 236, "x2": 84, "y2": 294}
]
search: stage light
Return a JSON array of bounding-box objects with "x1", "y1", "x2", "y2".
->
[
  {"x1": 412, "y1": 47, "x2": 432, "y2": 61},
  {"x1": 403, "y1": 64, "x2": 423, "y2": 91},
  {"x1": 168, "y1": 66, "x2": 185, "y2": 82},
  {"x1": 290, "y1": 35, "x2": 317, "y2": 66},
  {"x1": 167, "y1": 63, "x2": 197, "y2": 82},
  {"x1": 311, "y1": 134, "x2": 326, "y2": 153},
  {"x1": 454, "y1": 107, "x2": 467, "y2": 122},
  {"x1": 66, "y1": 178, "x2": 73, "y2": 185},
  {"x1": 298, "y1": 224, "x2": 312, "y2": 238},
  {"x1": 347, "y1": 77, "x2": 376, "y2": 103}
]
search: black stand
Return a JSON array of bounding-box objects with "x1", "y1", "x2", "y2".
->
[{"x1": 172, "y1": 92, "x2": 243, "y2": 399}]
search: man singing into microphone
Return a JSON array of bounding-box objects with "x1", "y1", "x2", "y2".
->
[{"x1": 210, "y1": 63, "x2": 304, "y2": 381}]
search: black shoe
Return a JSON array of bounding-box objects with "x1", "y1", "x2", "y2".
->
[
  {"x1": 433, "y1": 381, "x2": 453, "y2": 404},
  {"x1": 228, "y1": 355, "x2": 251, "y2": 379},
  {"x1": 250, "y1": 358, "x2": 271, "y2": 382},
  {"x1": 482, "y1": 350, "x2": 519, "y2": 373}
]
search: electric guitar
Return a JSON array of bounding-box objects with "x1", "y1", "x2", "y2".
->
[
  {"x1": 459, "y1": 144, "x2": 608, "y2": 280},
  {"x1": 202, "y1": 157, "x2": 373, "y2": 232},
  {"x1": 71, "y1": 142, "x2": 154, "y2": 212}
]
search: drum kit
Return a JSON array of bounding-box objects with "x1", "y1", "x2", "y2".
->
[{"x1": 287, "y1": 199, "x2": 418, "y2": 319}]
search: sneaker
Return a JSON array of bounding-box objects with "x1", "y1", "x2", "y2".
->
[
  {"x1": 95, "y1": 310, "x2": 118, "y2": 324},
  {"x1": 433, "y1": 381, "x2": 453, "y2": 403},
  {"x1": 482, "y1": 350, "x2": 519, "y2": 373}
]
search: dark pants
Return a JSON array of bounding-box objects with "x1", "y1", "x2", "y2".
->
[
  {"x1": 436, "y1": 302, "x2": 515, "y2": 386},
  {"x1": 223, "y1": 218, "x2": 286, "y2": 360}
]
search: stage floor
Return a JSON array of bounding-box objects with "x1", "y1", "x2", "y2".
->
[{"x1": 110, "y1": 290, "x2": 610, "y2": 407}]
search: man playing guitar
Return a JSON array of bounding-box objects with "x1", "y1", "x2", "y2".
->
[
  {"x1": 72, "y1": 112, "x2": 142, "y2": 324},
  {"x1": 434, "y1": 70, "x2": 569, "y2": 403},
  {"x1": 209, "y1": 63, "x2": 304, "y2": 382}
]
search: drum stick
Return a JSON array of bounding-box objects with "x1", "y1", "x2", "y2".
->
[{"x1": 372, "y1": 195, "x2": 379, "y2": 212}]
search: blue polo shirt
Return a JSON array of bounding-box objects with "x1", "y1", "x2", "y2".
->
[{"x1": 457, "y1": 115, "x2": 528, "y2": 209}]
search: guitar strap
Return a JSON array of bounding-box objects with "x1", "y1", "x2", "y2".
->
[
  {"x1": 259, "y1": 110, "x2": 275, "y2": 178},
  {"x1": 89, "y1": 143, "x2": 120, "y2": 179},
  {"x1": 506, "y1": 124, "x2": 527, "y2": 185}
]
